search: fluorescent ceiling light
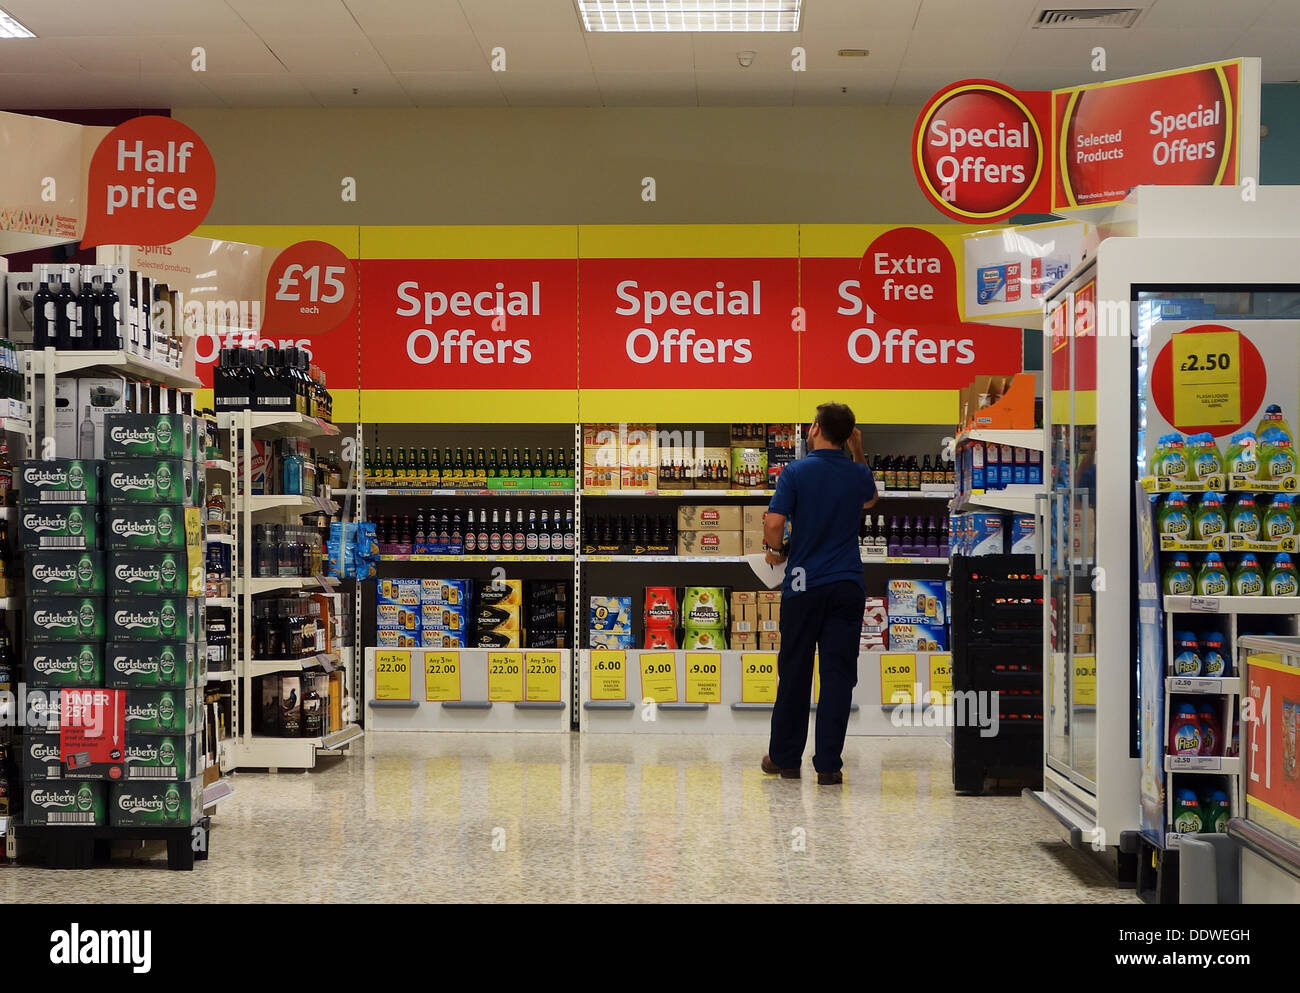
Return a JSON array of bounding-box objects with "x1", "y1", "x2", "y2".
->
[
  {"x1": 576, "y1": 0, "x2": 801, "y2": 32},
  {"x1": 0, "y1": 6, "x2": 35, "y2": 37}
]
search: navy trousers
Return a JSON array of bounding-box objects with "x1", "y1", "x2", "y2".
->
[{"x1": 767, "y1": 580, "x2": 864, "y2": 774}]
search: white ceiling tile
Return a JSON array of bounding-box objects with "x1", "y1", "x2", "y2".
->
[
  {"x1": 800, "y1": 0, "x2": 922, "y2": 31},
  {"x1": 45, "y1": 37, "x2": 188, "y2": 73},
  {"x1": 695, "y1": 70, "x2": 793, "y2": 105},
  {"x1": 470, "y1": 31, "x2": 592, "y2": 72},
  {"x1": 1006, "y1": 28, "x2": 1128, "y2": 70},
  {"x1": 888, "y1": 68, "x2": 970, "y2": 105},
  {"x1": 199, "y1": 73, "x2": 320, "y2": 107},
  {"x1": 899, "y1": 28, "x2": 1017, "y2": 70},
  {"x1": 1225, "y1": 29, "x2": 1300, "y2": 67},
  {"x1": 156, "y1": 33, "x2": 286, "y2": 74},
  {"x1": 299, "y1": 72, "x2": 414, "y2": 107},
  {"x1": 797, "y1": 29, "x2": 911, "y2": 71},
  {"x1": 77, "y1": 71, "x2": 227, "y2": 108},
  {"x1": 224, "y1": 0, "x2": 362, "y2": 35},
  {"x1": 690, "y1": 33, "x2": 810, "y2": 72},
  {"x1": 343, "y1": 0, "x2": 476, "y2": 36},
  {"x1": 913, "y1": 0, "x2": 1039, "y2": 31},
  {"x1": 258, "y1": 34, "x2": 389, "y2": 73},
  {"x1": 496, "y1": 71, "x2": 603, "y2": 106},
  {"x1": 792, "y1": 68, "x2": 896, "y2": 104},
  {"x1": 594, "y1": 71, "x2": 697, "y2": 105},
  {"x1": 1250, "y1": 0, "x2": 1300, "y2": 26},
  {"x1": 368, "y1": 34, "x2": 488, "y2": 72},
  {"x1": 462, "y1": 0, "x2": 582, "y2": 33},
  {"x1": 583, "y1": 33, "x2": 695, "y2": 71},
  {"x1": 1141, "y1": 0, "x2": 1272, "y2": 27},
  {"x1": 1, "y1": 0, "x2": 249, "y2": 36},
  {"x1": 997, "y1": 67, "x2": 1090, "y2": 91},
  {"x1": 0, "y1": 39, "x2": 82, "y2": 74},
  {"x1": 1082, "y1": 29, "x2": 1243, "y2": 72},
  {"x1": 395, "y1": 72, "x2": 507, "y2": 106}
]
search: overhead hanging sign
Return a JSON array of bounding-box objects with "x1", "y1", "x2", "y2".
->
[
  {"x1": 0, "y1": 111, "x2": 85, "y2": 250},
  {"x1": 82, "y1": 116, "x2": 215, "y2": 249},
  {"x1": 264, "y1": 240, "x2": 358, "y2": 336}
]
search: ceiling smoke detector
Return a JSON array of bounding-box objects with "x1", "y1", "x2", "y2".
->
[
  {"x1": 1033, "y1": 7, "x2": 1142, "y2": 28},
  {"x1": 737, "y1": 50, "x2": 756, "y2": 67}
]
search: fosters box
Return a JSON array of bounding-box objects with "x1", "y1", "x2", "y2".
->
[
  {"x1": 26, "y1": 550, "x2": 105, "y2": 595},
  {"x1": 123, "y1": 733, "x2": 198, "y2": 781},
  {"x1": 19, "y1": 506, "x2": 100, "y2": 550},
  {"x1": 420, "y1": 578, "x2": 471, "y2": 606},
  {"x1": 423, "y1": 603, "x2": 469, "y2": 632},
  {"x1": 106, "y1": 641, "x2": 198, "y2": 688},
  {"x1": 378, "y1": 578, "x2": 420, "y2": 606},
  {"x1": 109, "y1": 595, "x2": 197, "y2": 641},
  {"x1": 888, "y1": 621, "x2": 948, "y2": 652},
  {"x1": 110, "y1": 776, "x2": 203, "y2": 826},
  {"x1": 125, "y1": 687, "x2": 199, "y2": 735},
  {"x1": 105, "y1": 503, "x2": 186, "y2": 549},
  {"x1": 420, "y1": 630, "x2": 467, "y2": 648},
  {"x1": 27, "y1": 596, "x2": 106, "y2": 641},
  {"x1": 103, "y1": 412, "x2": 194, "y2": 460},
  {"x1": 887, "y1": 580, "x2": 946, "y2": 621},
  {"x1": 376, "y1": 629, "x2": 418, "y2": 648},
  {"x1": 25, "y1": 643, "x2": 103, "y2": 687},
  {"x1": 376, "y1": 603, "x2": 419, "y2": 631},
  {"x1": 108, "y1": 550, "x2": 189, "y2": 594},
  {"x1": 589, "y1": 595, "x2": 632, "y2": 633},
  {"x1": 104, "y1": 458, "x2": 196, "y2": 505},
  {"x1": 25, "y1": 781, "x2": 106, "y2": 826},
  {"x1": 19, "y1": 458, "x2": 100, "y2": 504}
]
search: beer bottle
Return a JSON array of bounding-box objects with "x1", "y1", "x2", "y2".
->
[
  {"x1": 538, "y1": 511, "x2": 552, "y2": 552},
  {"x1": 511, "y1": 448, "x2": 522, "y2": 479},
  {"x1": 487, "y1": 447, "x2": 499, "y2": 479},
  {"x1": 476, "y1": 509, "x2": 489, "y2": 552},
  {"x1": 442, "y1": 448, "x2": 453, "y2": 485},
  {"x1": 451, "y1": 512, "x2": 463, "y2": 554},
  {"x1": 463, "y1": 510, "x2": 477, "y2": 553},
  {"x1": 513, "y1": 509, "x2": 525, "y2": 551},
  {"x1": 535, "y1": 448, "x2": 545, "y2": 481},
  {"x1": 563, "y1": 511, "x2": 575, "y2": 553},
  {"x1": 476, "y1": 448, "x2": 488, "y2": 485},
  {"x1": 363, "y1": 447, "x2": 373, "y2": 484},
  {"x1": 489, "y1": 510, "x2": 502, "y2": 552},
  {"x1": 545, "y1": 448, "x2": 556, "y2": 478},
  {"x1": 526, "y1": 510, "x2": 540, "y2": 552},
  {"x1": 383, "y1": 447, "x2": 396, "y2": 483},
  {"x1": 502, "y1": 510, "x2": 515, "y2": 552},
  {"x1": 396, "y1": 447, "x2": 408, "y2": 486},
  {"x1": 429, "y1": 448, "x2": 441, "y2": 486}
]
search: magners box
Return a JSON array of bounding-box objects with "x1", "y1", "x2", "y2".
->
[
  {"x1": 107, "y1": 641, "x2": 197, "y2": 689},
  {"x1": 26, "y1": 550, "x2": 106, "y2": 596},
  {"x1": 105, "y1": 503, "x2": 186, "y2": 549},
  {"x1": 24, "y1": 643, "x2": 103, "y2": 687},
  {"x1": 107, "y1": 551, "x2": 189, "y2": 595},
  {"x1": 25, "y1": 781, "x2": 106, "y2": 826},
  {"x1": 125, "y1": 687, "x2": 199, "y2": 736}
]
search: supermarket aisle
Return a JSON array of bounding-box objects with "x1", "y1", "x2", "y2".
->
[{"x1": 1, "y1": 733, "x2": 1134, "y2": 903}]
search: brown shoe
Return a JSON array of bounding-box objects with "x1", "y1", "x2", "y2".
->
[
  {"x1": 761, "y1": 754, "x2": 801, "y2": 779},
  {"x1": 816, "y1": 771, "x2": 843, "y2": 786}
]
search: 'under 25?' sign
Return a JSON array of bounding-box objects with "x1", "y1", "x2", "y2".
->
[{"x1": 359, "y1": 258, "x2": 578, "y2": 390}]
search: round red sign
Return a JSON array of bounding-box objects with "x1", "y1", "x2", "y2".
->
[{"x1": 913, "y1": 80, "x2": 1044, "y2": 222}]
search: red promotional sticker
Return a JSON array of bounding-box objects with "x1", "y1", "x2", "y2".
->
[
  {"x1": 264, "y1": 241, "x2": 358, "y2": 335},
  {"x1": 1149, "y1": 326, "x2": 1265, "y2": 436},
  {"x1": 82, "y1": 116, "x2": 215, "y2": 249},
  {"x1": 913, "y1": 80, "x2": 1048, "y2": 222},
  {"x1": 59, "y1": 688, "x2": 126, "y2": 780},
  {"x1": 857, "y1": 227, "x2": 961, "y2": 326}
]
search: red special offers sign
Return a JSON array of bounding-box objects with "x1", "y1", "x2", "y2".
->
[
  {"x1": 1055, "y1": 60, "x2": 1241, "y2": 210},
  {"x1": 1246, "y1": 657, "x2": 1300, "y2": 831},
  {"x1": 360, "y1": 259, "x2": 576, "y2": 390},
  {"x1": 577, "y1": 258, "x2": 797, "y2": 389},
  {"x1": 801, "y1": 228, "x2": 1021, "y2": 389},
  {"x1": 913, "y1": 80, "x2": 1049, "y2": 222}
]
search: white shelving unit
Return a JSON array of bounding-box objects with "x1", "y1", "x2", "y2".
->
[
  {"x1": 203, "y1": 442, "x2": 238, "y2": 775},
  {"x1": 221, "y1": 409, "x2": 361, "y2": 770}
]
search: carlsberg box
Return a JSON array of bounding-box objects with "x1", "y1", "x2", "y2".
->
[
  {"x1": 108, "y1": 595, "x2": 197, "y2": 641},
  {"x1": 108, "y1": 551, "x2": 189, "y2": 595},
  {"x1": 26, "y1": 550, "x2": 105, "y2": 595},
  {"x1": 103, "y1": 412, "x2": 192, "y2": 460},
  {"x1": 125, "y1": 687, "x2": 198, "y2": 735},
  {"x1": 18, "y1": 458, "x2": 100, "y2": 505},
  {"x1": 105, "y1": 503, "x2": 186, "y2": 549},
  {"x1": 25, "y1": 781, "x2": 106, "y2": 826},
  {"x1": 27, "y1": 596, "x2": 107, "y2": 641},
  {"x1": 104, "y1": 458, "x2": 196, "y2": 505},
  {"x1": 18, "y1": 505, "x2": 101, "y2": 550},
  {"x1": 24, "y1": 643, "x2": 103, "y2": 687},
  {"x1": 123, "y1": 733, "x2": 197, "y2": 781},
  {"x1": 110, "y1": 776, "x2": 203, "y2": 826},
  {"x1": 19, "y1": 733, "x2": 64, "y2": 781},
  {"x1": 106, "y1": 641, "x2": 197, "y2": 689}
]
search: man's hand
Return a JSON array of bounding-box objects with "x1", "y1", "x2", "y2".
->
[
  {"x1": 764, "y1": 549, "x2": 787, "y2": 566},
  {"x1": 847, "y1": 427, "x2": 865, "y2": 463}
]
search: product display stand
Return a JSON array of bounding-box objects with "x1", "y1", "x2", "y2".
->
[
  {"x1": 222, "y1": 410, "x2": 362, "y2": 769},
  {"x1": 202, "y1": 441, "x2": 237, "y2": 802}
]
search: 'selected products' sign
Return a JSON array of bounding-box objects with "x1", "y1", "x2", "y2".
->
[
  {"x1": 360, "y1": 258, "x2": 577, "y2": 390},
  {"x1": 577, "y1": 258, "x2": 798, "y2": 389}
]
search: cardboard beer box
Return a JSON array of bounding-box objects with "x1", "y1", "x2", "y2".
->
[
  {"x1": 110, "y1": 776, "x2": 203, "y2": 826},
  {"x1": 474, "y1": 603, "x2": 521, "y2": 633},
  {"x1": 102, "y1": 412, "x2": 192, "y2": 459},
  {"x1": 18, "y1": 458, "x2": 100, "y2": 505},
  {"x1": 104, "y1": 458, "x2": 196, "y2": 505},
  {"x1": 105, "y1": 503, "x2": 186, "y2": 550},
  {"x1": 423, "y1": 603, "x2": 469, "y2": 632},
  {"x1": 27, "y1": 596, "x2": 106, "y2": 642},
  {"x1": 123, "y1": 733, "x2": 197, "y2": 781},
  {"x1": 25, "y1": 781, "x2": 106, "y2": 826},
  {"x1": 106, "y1": 641, "x2": 198, "y2": 689},
  {"x1": 419, "y1": 629, "x2": 466, "y2": 649},
  {"x1": 886, "y1": 580, "x2": 947, "y2": 621},
  {"x1": 108, "y1": 595, "x2": 197, "y2": 641},
  {"x1": 677, "y1": 504, "x2": 743, "y2": 530},
  {"x1": 420, "y1": 578, "x2": 471, "y2": 606},
  {"x1": 887, "y1": 621, "x2": 948, "y2": 652},
  {"x1": 24, "y1": 643, "x2": 103, "y2": 687},
  {"x1": 478, "y1": 579, "x2": 522, "y2": 607},
  {"x1": 107, "y1": 550, "x2": 189, "y2": 595},
  {"x1": 589, "y1": 631, "x2": 634, "y2": 650},
  {"x1": 526, "y1": 629, "x2": 567, "y2": 649},
  {"x1": 125, "y1": 687, "x2": 199, "y2": 735},
  {"x1": 19, "y1": 733, "x2": 64, "y2": 782},
  {"x1": 26, "y1": 550, "x2": 105, "y2": 596},
  {"x1": 677, "y1": 530, "x2": 743, "y2": 556},
  {"x1": 474, "y1": 629, "x2": 521, "y2": 649},
  {"x1": 18, "y1": 505, "x2": 100, "y2": 550},
  {"x1": 378, "y1": 577, "x2": 421, "y2": 607},
  {"x1": 375, "y1": 603, "x2": 419, "y2": 631},
  {"x1": 589, "y1": 595, "x2": 632, "y2": 633}
]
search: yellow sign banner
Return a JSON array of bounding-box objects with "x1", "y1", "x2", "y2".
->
[
  {"x1": 375, "y1": 650, "x2": 412, "y2": 701},
  {"x1": 930, "y1": 653, "x2": 954, "y2": 703},
  {"x1": 684, "y1": 652, "x2": 722, "y2": 704},
  {"x1": 424, "y1": 651, "x2": 461, "y2": 702},
  {"x1": 881, "y1": 653, "x2": 917, "y2": 705},
  {"x1": 639, "y1": 652, "x2": 678, "y2": 703},
  {"x1": 1172, "y1": 330, "x2": 1241, "y2": 428},
  {"x1": 487, "y1": 651, "x2": 524, "y2": 702},
  {"x1": 741, "y1": 653, "x2": 778, "y2": 704},
  {"x1": 590, "y1": 650, "x2": 627, "y2": 700},
  {"x1": 1074, "y1": 654, "x2": 1097, "y2": 707},
  {"x1": 525, "y1": 651, "x2": 562, "y2": 702}
]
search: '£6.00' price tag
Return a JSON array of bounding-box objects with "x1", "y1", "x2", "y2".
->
[{"x1": 263, "y1": 240, "x2": 357, "y2": 335}]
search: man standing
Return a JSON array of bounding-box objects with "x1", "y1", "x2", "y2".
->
[{"x1": 761, "y1": 402, "x2": 878, "y2": 785}]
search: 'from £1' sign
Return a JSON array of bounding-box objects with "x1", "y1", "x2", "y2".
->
[{"x1": 82, "y1": 116, "x2": 216, "y2": 248}]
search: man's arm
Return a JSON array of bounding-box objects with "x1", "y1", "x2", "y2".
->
[
  {"x1": 846, "y1": 428, "x2": 879, "y2": 510},
  {"x1": 764, "y1": 512, "x2": 788, "y2": 565}
]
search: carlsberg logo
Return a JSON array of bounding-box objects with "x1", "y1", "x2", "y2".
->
[
  {"x1": 110, "y1": 472, "x2": 154, "y2": 491},
  {"x1": 32, "y1": 564, "x2": 77, "y2": 583},
  {"x1": 33, "y1": 610, "x2": 76, "y2": 628},
  {"x1": 118, "y1": 795, "x2": 163, "y2": 813},
  {"x1": 32, "y1": 789, "x2": 75, "y2": 807},
  {"x1": 33, "y1": 655, "x2": 77, "y2": 675},
  {"x1": 30, "y1": 740, "x2": 60, "y2": 761},
  {"x1": 110, "y1": 426, "x2": 153, "y2": 445},
  {"x1": 113, "y1": 519, "x2": 156, "y2": 537},
  {"x1": 126, "y1": 703, "x2": 159, "y2": 721},
  {"x1": 23, "y1": 467, "x2": 69, "y2": 486},
  {"x1": 115, "y1": 564, "x2": 159, "y2": 584},
  {"x1": 115, "y1": 609, "x2": 159, "y2": 629},
  {"x1": 113, "y1": 656, "x2": 156, "y2": 675}
]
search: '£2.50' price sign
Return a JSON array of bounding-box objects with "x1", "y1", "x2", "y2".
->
[{"x1": 263, "y1": 240, "x2": 357, "y2": 336}]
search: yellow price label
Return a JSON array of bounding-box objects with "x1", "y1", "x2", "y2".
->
[
  {"x1": 684, "y1": 652, "x2": 721, "y2": 704},
  {"x1": 424, "y1": 651, "x2": 461, "y2": 702},
  {"x1": 590, "y1": 650, "x2": 627, "y2": 700},
  {"x1": 1208, "y1": 533, "x2": 1227, "y2": 551},
  {"x1": 487, "y1": 651, "x2": 524, "y2": 702},
  {"x1": 525, "y1": 651, "x2": 562, "y2": 702},
  {"x1": 375, "y1": 649, "x2": 412, "y2": 701},
  {"x1": 741, "y1": 653, "x2": 777, "y2": 704},
  {"x1": 880, "y1": 653, "x2": 917, "y2": 705},
  {"x1": 185, "y1": 506, "x2": 204, "y2": 596},
  {"x1": 1074, "y1": 654, "x2": 1097, "y2": 706},
  {"x1": 929, "y1": 653, "x2": 953, "y2": 703},
  {"x1": 1172, "y1": 330, "x2": 1240, "y2": 428},
  {"x1": 640, "y1": 652, "x2": 678, "y2": 703}
]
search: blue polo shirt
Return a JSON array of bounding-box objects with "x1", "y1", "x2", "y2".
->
[{"x1": 768, "y1": 448, "x2": 876, "y2": 597}]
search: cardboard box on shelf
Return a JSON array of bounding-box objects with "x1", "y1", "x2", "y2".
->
[
  {"x1": 420, "y1": 629, "x2": 466, "y2": 649},
  {"x1": 106, "y1": 641, "x2": 198, "y2": 689},
  {"x1": 103, "y1": 413, "x2": 193, "y2": 460},
  {"x1": 682, "y1": 587, "x2": 727, "y2": 627},
  {"x1": 419, "y1": 578, "x2": 471, "y2": 606},
  {"x1": 25, "y1": 781, "x2": 106, "y2": 826},
  {"x1": 886, "y1": 580, "x2": 946, "y2": 620},
  {"x1": 19, "y1": 458, "x2": 101, "y2": 505},
  {"x1": 24, "y1": 643, "x2": 103, "y2": 687},
  {"x1": 888, "y1": 621, "x2": 948, "y2": 652},
  {"x1": 78, "y1": 376, "x2": 128, "y2": 460},
  {"x1": 378, "y1": 578, "x2": 420, "y2": 606},
  {"x1": 110, "y1": 777, "x2": 204, "y2": 827},
  {"x1": 731, "y1": 600, "x2": 756, "y2": 633},
  {"x1": 862, "y1": 596, "x2": 888, "y2": 648},
  {"x1": 19, "y1": 733, "x2": 64, "y2": 782},
  {"x1": 123, "y1": 733, "x2": 197, "y2": 781},
  {"x1": 107, "y1": 550, "x2": 188, "y2": 595},
  {"x1": 376, "y1": 603, "x2": 419, "y2": 631},
  {"x1": 589, "y1": 631, "x2": 635, "y2": 650},
  {"x1": 677, "y1": 530, "x2": 743, "y2": 556},
  {"x1": 730, "y1": 631, "x2": 758, "y2": 650},
  {"x1": 473, "y1": 603, "x2": 520, "y2": 633},
  {"x1": 376, "y1": 629, "x2": 418, "y2": 648},
  {"x1": 590, "y1": 595, "x2": 633, "y2": 633},
  {"x1": 27, "y1": 550, "x2": 105, "y2": 596},
  {"x1": 107, "y1": 594, "x2": 197, "y2": 642},
  {"x1": 730, "y1": 447, "x2": 768, "y2": 488},
  {"x1": 526, "y1": 630, "x2": 568, "y2": 649},
  {"x1": 682, "y1": 627, "x2": 727, "y2": 651},
  {"x1": 105, "y1": 503, "x2": 186, "y2": 550},
  {"x1": 743, "y1": 506, "x2": 769, "y2": 530},
  {"x1": 27, "y1": 595, "x2": 106, "y2": 642},
  {"x1": 32, "y1": 378, "x2": 78, "y2": 458},
  {"x1": 757, "y1": 601, "x2": 780, "y2": 632},
  {"x1": 475, "y1": 630, "x2": 522, "y2": 649},
  {"x1": 742, "y1": 530, "x2": 765, "y2": 555},
  {"x1": 479, "y1": 579, "x2": 522, "y2": 607},
  {"x1": 125, "y1": 687, "x2": 199, "y2": 736},
  {"x1": 678, "y1": 505, "x2": 743, "y2": 531},
  {"x1": 759, "y1": 632, "x2": 781, "y2": 652}
]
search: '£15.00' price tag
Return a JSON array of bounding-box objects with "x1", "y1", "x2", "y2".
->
[{"x1": 263, "y1": 240, "x2": 357, "y2": 336}]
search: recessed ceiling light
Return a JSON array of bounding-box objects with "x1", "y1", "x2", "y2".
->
[
  {"x1": 837, "y1": 49, "x2": 869, "y2": 57},
  {"x1": 576, "y1": 0, "x2": 801, "y2": 32},
  {"x1": 0, "y1": 6, "x2": 35, "y2": 38}
]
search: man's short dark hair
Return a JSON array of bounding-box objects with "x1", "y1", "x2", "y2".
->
[{"x1": 815, "y1": 402, "x2": 856, "y2": 446}]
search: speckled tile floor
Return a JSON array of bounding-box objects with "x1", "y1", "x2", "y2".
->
[{"x1": 1, "y1": 732, "x2": 1138, "y2": 903}]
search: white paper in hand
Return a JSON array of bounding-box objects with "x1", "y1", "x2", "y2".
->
[{"x1": 746, "y1": 553, "x2": 785, "y2": 589}]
